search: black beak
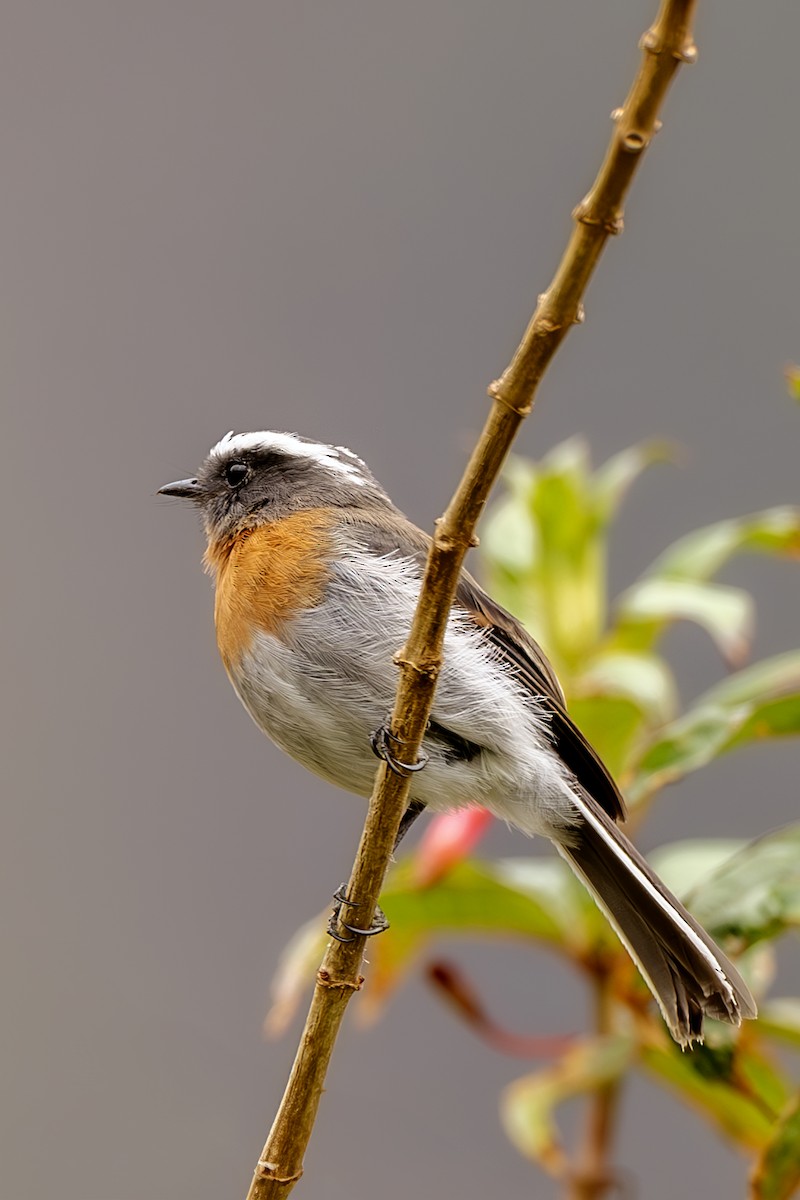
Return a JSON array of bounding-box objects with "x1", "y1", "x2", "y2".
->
[{"x1": 158, "y1": 478, "x2": 203, "y2": 499}]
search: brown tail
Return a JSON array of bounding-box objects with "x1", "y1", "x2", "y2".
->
[{"x1": 557, "y1": 791, "x2": 756, "y2": 1047}]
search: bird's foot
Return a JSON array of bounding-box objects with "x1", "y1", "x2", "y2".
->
[
  {"x1": 328, "y1": 884, "x2": 390, "y2": 942},
  {"x1": 370, "y1": 720, "x2": 429, "y2": 777}
]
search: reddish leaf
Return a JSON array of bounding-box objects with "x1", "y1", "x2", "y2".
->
[{"x1": 413, "y1": 807, "x2": 493, "y2": 886}]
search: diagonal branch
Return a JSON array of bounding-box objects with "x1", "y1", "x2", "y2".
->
[{"x1": 244, "y1": 2, "x2": 698, "y2": 1196}]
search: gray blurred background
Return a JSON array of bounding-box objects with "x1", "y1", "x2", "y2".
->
[{"x1": 3, "y1": 2, "x2": 799, "y2": 1197}]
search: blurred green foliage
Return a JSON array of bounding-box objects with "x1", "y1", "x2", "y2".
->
[{"x1": 272, "y1": 440, "x2": 800, "y2": 1197}]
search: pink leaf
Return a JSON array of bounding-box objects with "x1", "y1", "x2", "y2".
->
[{"x1": 412, "y1": 806, "x2": 493, "y2": 887}]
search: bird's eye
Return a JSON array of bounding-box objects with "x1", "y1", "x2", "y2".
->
[{"x1": 225, "y1": 461, "x2": 248, "y2": 487}]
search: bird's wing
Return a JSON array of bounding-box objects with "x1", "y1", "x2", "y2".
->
[
  {"x1": 347, "y1": 508, "x2": 626, "y2": 822},
  {"x1": 455, "y1": 570, "x2": 626, "y2": 822}
]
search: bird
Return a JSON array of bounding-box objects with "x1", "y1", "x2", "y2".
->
[{"x1": 159, "y1": 429, "x2": 756, "y2": 1047}]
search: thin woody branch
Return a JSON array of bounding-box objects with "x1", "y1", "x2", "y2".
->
[{"x1": 244, "y1": 2, "x2": 698, "y2": 1196}]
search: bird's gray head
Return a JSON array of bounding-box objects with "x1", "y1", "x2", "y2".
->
[{"x1": 159, "y1": 430, "x2": 394, "y2": 543}]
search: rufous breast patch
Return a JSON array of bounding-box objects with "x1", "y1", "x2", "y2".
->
[{"x1": 206, "y1": 508, "x2": 335, "y2": 669}]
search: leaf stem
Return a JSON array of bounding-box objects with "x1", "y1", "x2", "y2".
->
[{"x1": 568, "y1": 975, "x2": 623, "y2": 1200}]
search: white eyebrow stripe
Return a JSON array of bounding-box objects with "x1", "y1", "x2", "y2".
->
[{"x1": 209, "y1": 431, "x2": 367, "y2": 482}]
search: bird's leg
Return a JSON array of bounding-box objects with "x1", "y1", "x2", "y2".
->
[
  {"x1": 394, "y1": 798, "x2": 427, "y2": 852},
  {"x1": 327, "y1": 801, "x2": 428, "y2": 941}
]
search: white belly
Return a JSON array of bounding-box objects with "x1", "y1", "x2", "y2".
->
[{"x1": 226, "y1": 558, "x2": 580, "y2": 842}]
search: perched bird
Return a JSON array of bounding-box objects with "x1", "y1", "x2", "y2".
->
[{"x1": 160, "y1": 430, "x2": 756, "y2": 1046}]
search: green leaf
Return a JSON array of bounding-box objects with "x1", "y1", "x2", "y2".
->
[
  {"x1": 361, "y1": 858, "x2": 596, "y2": 1019},
  {"x1": 501, "y1": 1036, "x2": 634, "y2": 1177},
  {"x1": 532, "y1": 464, "x2": 605, "y2": 664},
  {"x1": 628, "y1": 704, "x2": 748, "y2": 804},
  {"x1": 698, "y1": 651, "x2": 800, "y2": 710},
  {"x1": 751, "y1": 1094, "x2": 800, "y2": 1200},
  {"x1": 481, "y1": 462, "x2": 546, "y2": 636},
  {"x1": 590, "y1": 440, "x2": 673, "y2": 522},
  {"x1": 650, "y1": 829, "x2": 800, "y2": 951},
  {"x1": 684, "y1": 825, "x2": 800, "y2": 947},
  {"x1": 613, "y1": 509, "x2": 800, "y2": 661},
  {"x1": 641, "y1": 1040, "x2": 786, "y2": 1150},
  {"x1": 629, "y1": 684, "x2": 800, "y2": 806},
  {"x1": 264, "y1": 914, "x2": 329, "y2": 1037},
  {"x1": 575, "y1": 651, "x2": 678, "y2": 726},
  {"x1": 482, "y1": 438, "x2": 674, "y2": 676},
  {"x1": 382, "y1": 858, "x2": 573, "y2": 945},
  {"x1": 643, "y1": 507, "x2": 800, "y2": 582},
  {"x1": 480, "y1": 488, "x2": 538, "y2": 576},
  {"x1": 629, "y1": 652, "x2": 800, "y2": 803},
  {"x1": 492, "y1": 858, "x2": 604, "y2": 942},
  {"x1": 539, "y1": 435, "x2": 592, "y2": 480},
  {"x1": 726, "y1": 694, "x2": 800, "y2": 751},
  {"x1": 568, "y1": 695, "x2": 645, "y2": 781},
  {"x1": 648, "y1": 839, "x2": 746, "y2": 899},
  {"x1": 614, "y1": 578, "x2": 753, "y2": 664},
  {"x1": 737, "y1": 1045, "x2": 792, "y2": 1118}
]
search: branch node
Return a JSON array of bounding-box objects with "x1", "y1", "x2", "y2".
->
[
  {"x1": 255, "y1": 1162, "x2": 304, "y2": 1185},
  {"x1": 316, "y1": 969, "x2": 364, "y2": 993},
  {"x1": 486, "y1": 379, "x2": 533, "y2": 416},
  {"x1": 574, "y1": 303, "x2": 586, "y2": 325},
  {"x1": 640, "y1": 27, "x2": 698, "y2": 64},
  {"x1": 392, "y1": 650, "x2": 441, "y2": 682},
  {"x1": 433, "y1": 519, "x2": 480, "y2": 552},
  {"x1": 573, "y1": 200, "x2": 624, "y2": 236},
  {"x1": 538, "y1": 316, "x2": 564, "y2": 333}
]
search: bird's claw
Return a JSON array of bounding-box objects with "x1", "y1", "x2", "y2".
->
[
  {"x1": 328, "y1": 884, "x2": 390, "y2": 942},
  {"x1": 370, "y1": 721, "x2": 429, "y2": 777}
]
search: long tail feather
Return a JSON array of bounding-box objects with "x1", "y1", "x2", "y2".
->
[{"x1": 557, "y1": 791, "x2": 757, "y2": 1047}]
